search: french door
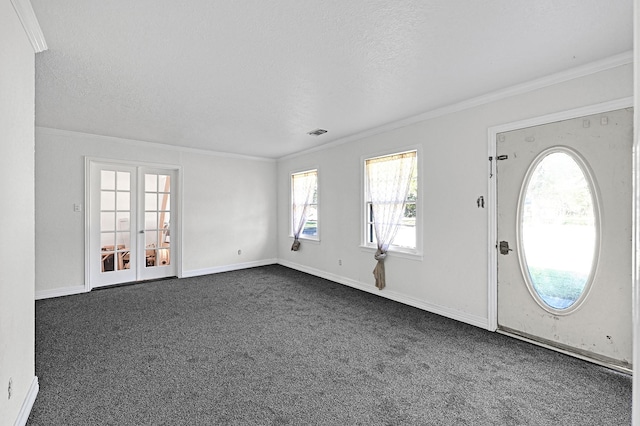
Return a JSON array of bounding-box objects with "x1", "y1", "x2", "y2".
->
[
  {"x1": 496, "y1": 107, "x2": 633, "y2": 370},
  {"x1": 88, "y1": 161, "x2": 178, "y2": 288}
]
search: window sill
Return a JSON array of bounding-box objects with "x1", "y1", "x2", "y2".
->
[
  {"x1": 290, "y1": 236, "x2": 320, "y2": 245},
  {"x1": 359, "y1": 245, "x2": 423, "y2": 261}
]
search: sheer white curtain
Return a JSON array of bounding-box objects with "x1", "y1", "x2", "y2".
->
[
  {"x1": 366, "y1": 151, "x2": 416, "y2": 289},
  {"x1": 291, "y1": 170, "x2": 317, "y2": 251}
]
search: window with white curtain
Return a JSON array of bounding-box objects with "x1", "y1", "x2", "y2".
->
[
  {"x1": 291, "y1": 169, "x2": 318, "y2": 242},
  {"x1": 364, "y1": 150, "x2": 418, "y2": 251}
]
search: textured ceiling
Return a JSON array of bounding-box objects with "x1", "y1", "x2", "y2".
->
[{"x1": 31, "y1": 0, "x2": 633, "y2": 159}]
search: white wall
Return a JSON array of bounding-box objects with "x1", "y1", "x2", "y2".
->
[
  {"x1": 35, "y1": 129, "x2": 278, "y2": 297},
  {"x1": 0, "y1": 0, "x2": 37, "y2": 424},
  {"x1": 277, "y1": 62, "x2": 633, "y2": 329}
]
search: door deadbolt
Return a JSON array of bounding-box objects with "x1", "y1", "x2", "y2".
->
[{"x1": 499, "y1": 241, "x2": 513, "y2": 255}]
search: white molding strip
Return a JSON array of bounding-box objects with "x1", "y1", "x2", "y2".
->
[
  {"x1": 486, "y1": 96, "x2": 634, "y2": 333},
  {"x1": 632, "y1": 2, "x2": 639, "y2": 422},
  {"x1": 182, "y1": 259, "x2": 278, "y2": 278},
  {"x1": 278, "y1": 259, "x2": 490, "y2": 330},
  {"x1": 13, "y1": 376, "x2": 38, "y2": 426},
  {"x1": 36, "y1": 127, "x2": 276, "y2": 163},
  {"x1": 280, "y1": 51, "x2": 633, "y2": 161},
  {"x1": 10, "y1": 0, "x2": 47, "y2": 53},
  {"x1": 35, "y1": 285, "x2": 86, "y2": 300}
]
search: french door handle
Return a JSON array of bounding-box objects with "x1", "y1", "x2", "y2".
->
[{"x1": 139, "y1": 231, "x2": 144, "y2": 234}]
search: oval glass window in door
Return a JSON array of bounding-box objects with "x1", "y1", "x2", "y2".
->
[{"x1": 519, "y1": 148, "x2": 599, "y2": 312}]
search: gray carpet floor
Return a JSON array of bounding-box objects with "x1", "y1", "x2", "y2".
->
[{"x1": 28, "y1": 265, "x2": 631, "y2": 425}]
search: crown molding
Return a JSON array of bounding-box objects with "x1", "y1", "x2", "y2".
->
[
  {"x1": 279, "y1": 50, "x2": 633, "y2": 161},
  {"x1": 10, "y1": 0, "x2": 47, "y2": 53}
]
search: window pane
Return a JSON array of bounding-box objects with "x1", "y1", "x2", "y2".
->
[
  {"x1": 159, "y1": 175, "x2": 171, "y2": 192},
  {"x1": 145, "y1": 193, "x2": 158, "y2": 211},
  {"x1": 101, "y1": 191, "x2": 115, "y2": 211},
  {"x1": 145, "y1": 174, "x2": 157, "y2": 192},
  {"x1": 365, "y1": 151, "x2": 417, "y2": 249},
  {"x1": 393, "y1": 225, "x2": 416, "y2": 248},
  {"x1": 403, "y1": 202, "x2": 416, "y2": 220},
  {"x1": 159, "y1": 194, "x2": 171, "y2": 211},
  {"x1": 101, "y1": 212, "x2": 115, "y2": 231},
  {"x1": 302, "y1": 205, "x2": 317, "y2": 236},
  {"x1": 116, "y1": 231, "x2": 130, "y2": 249},
  {"x1": 291, "y1": 169, "x2": 318, "y2": 238},
  {"x1": 117, "y1": 172, "x2": 130, "y2": 191},
  {"x1": 118, "y1": 251, "x2": 130, "y2": 270},
  {"x1": 116, "y1": 212, "x2": 130, "y2": 230},
  {"x1": 145, "y1": 248, "x2": 156, "y2": 267},
  {"x1": 145, "y1": 212, "x2": 158, "y2": 230},
  {"x1": 145, "y1": 230, "x2": 158, "y2": 247},
  {"x1": 101, "y1": 232, "x2": 115, "y2": 248},
  {"x1": 101, "y1": 251, "x2": 115, "y2": 272},
  {"x1": 161, "y1": 212, "x2": 171, "y2": 227},
  {"x1": 116, "y1": 191, "x2": 130, "y2": 211},
  {"x1": 101, "y1": 170, "x2": 115, "y2": 190},
  {"x1": 158, "y1": 248, "x2": 170, "y2": 266}
]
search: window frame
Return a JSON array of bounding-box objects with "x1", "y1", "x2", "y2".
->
[
  {"x1": 290, "y1": 167, "x2": 319, "y2": 242},
  {"x1": 361, "y1": 147, "x2": 422, "y2": 259}
]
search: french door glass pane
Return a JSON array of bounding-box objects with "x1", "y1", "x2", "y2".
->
[
  {"x1": 101, "y1": 170, "x2": 115, "y2": 190},
  {"x1": 117, "y1": 171, "x2": 130, "y2": 190},
  {"x1": 116, "y1": 192, "x2": 130, "y2": 210},
  {"x1": 101, "y1": 212, "x2": 115, "y2": 231},
  {"x1": 100, "y1": 170, "x2": 131, "y2": 273},
  {"x1": 145, "y1": 230, "x2": 158, "y2": 247},
  {"x1": 101, "y1": 192, "x2": 115, "y2": 210},
  {"x1": 145, "y1": 174, "x2": 157, "y2": 192},
  {"x1": 145, "y1": 193, "x2": 158, "y2": 210},
  {"x1": 161, "y1": 194, "x2": 171, "y2": 210},
  {"x1": 144, "y1": 173, "x2": 171, "y2": 268},
  {"x1": 101, "y1": 233, "x2": 115, "y2": 247},
  {"x1": 145, "y1": 212, "x2": 158, "y2": 230},
  {"x1": 116, "y1": 212, "x2": 130, "y2": 230}
]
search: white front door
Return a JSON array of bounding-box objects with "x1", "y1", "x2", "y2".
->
[
  {"x1": 496, "y1": 107, "x2": 633, "y2": 370},
  {"x1": 88, "y1": 161, "x2": 178, "y2": 288}
]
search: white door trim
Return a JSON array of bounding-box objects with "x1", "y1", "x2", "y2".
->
[
  {"x1": 487, "y1": 97, "x2": 633, "y2": 332},
  {"x1": 84, "y1": 157, "x2": 184, "y2": 290}
]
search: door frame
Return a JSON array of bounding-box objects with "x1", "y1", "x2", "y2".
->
[
  {"x1": 487, "y1": 97, "x2": 633, "y2": 334},
  {"x1": 84, "y1": 157, "x2": 183, "y2": 291}
]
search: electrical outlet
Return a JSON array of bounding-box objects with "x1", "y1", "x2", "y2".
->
[
  {"x1": 237, "y1": 249, "x2": 242, "y2": 255},
  {"x1": 338, "y1": 259, "x2": 342, "y2": 266},
  {"x1": 8, "y1": 378, "x2": 12, "y2": 399}
]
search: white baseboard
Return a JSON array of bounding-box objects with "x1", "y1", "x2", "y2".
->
[
  {"x1": 278, "y1": 259, "x2": 490, "y2": 330},
  {"x1": 14, "y1": 376, "x2": 38, "y2": 426},
  {"x1": 182, "y1": 258, "x2": 278, "y2": 278},
  {"x1": 36, "y1": 260, "x2": 280, "y2": 299},
  {"x1": 35, "y1": 285, "x2": 86, "y2": 300}
]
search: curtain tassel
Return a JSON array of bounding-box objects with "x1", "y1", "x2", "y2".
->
[{"x1": 373, "y1": 248, "x2": 387, "y2": 290}]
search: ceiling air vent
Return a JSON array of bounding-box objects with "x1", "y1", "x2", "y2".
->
[{"x1": 307, "y1": 128, "x2": 328, "y2": 136}]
